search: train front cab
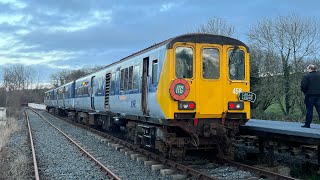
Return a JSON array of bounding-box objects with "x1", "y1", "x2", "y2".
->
[
  {"x1": 155, "y1": 36, "x2": 253, "y2": 158},
  {"x1": 159, "y1": 41, "x2": 251, "y2": 121}
]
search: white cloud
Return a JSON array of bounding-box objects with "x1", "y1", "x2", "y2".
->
[
  {"x1": 46, "y1": 63, "x2": 81, "y2": 70},
  {"x1": 160, "y1": 3, "x2": 175, "y2": 12},
  {"x1": 15, "y1": 29, "x2": 30, "y2": 35},
  {"x1": 0, "y1": 4, "x2": 114, "y2": 73},
  {"x1": 1, "y1": 0, "x2": 27, "y2": 9},
  {"x1": 46, "y1": 10, "x2": 113, "y2": 32},
  {"x1": 0, "y1": 46, "x2": 79, "y2": 66},
  {"x1": 0, "y1": 14, "x2": 24, "y2": 25}
]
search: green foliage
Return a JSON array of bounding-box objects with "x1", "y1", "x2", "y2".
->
[
  {"x1": 290, "y1": 163, "x2": 320, "y2": 180},
  {"x1": 251, "y1": 104, "x2": 320, "y2": 124},
  {"x1": 248, "y1": 14, "x2": 320, "y2": 116}
]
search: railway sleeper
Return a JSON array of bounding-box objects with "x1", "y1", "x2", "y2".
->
[{"x1": 54, "y1": 109, "x2": 238, "y2": 160}]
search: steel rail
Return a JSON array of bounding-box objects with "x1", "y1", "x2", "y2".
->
[
  {"x1": 45, "y1": 110, "x2": 298, "y2": 180},
  {"x1": 49, "y1": 113, "x2": 219, "y2": 180},
  {"x1": 24, "y1": 110, "x2": 40, "y2": 180},
  {"x1": 29, "y1": 108, "x2": 121, "y2": 180},
  {"x1": 225, "y1": 160, "x2": 297, "y2": 180}
]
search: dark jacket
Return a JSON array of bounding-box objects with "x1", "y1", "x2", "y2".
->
[{"x1": 301, "y1": 71, "x2": 320, "y2": 96}]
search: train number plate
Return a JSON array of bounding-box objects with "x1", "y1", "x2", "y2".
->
[{"x1": 238, "y1": 92, "x2": 256, "y2": 103}]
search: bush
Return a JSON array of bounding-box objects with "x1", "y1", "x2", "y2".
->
[{"x1": 251, "y1": 109, "x2": 305, "y2": 122}]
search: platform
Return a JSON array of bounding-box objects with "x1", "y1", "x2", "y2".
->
[
  {"x1": 240, "y1": 119, "x2": 320, "y2": 145},
  {"x1": 240, "y1": 119, "x2": 320, "y2": 165}
]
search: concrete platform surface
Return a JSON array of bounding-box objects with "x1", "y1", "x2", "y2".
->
[
  {"x1": 241, "y1": 119, "x2": 320, "y2": 139},
  {"x1": 28, "y1": 103, "x2": 46, "y2": 110}
]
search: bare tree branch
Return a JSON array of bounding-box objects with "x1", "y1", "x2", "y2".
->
[
  {"x1": 195, "y1": 17, "x2": 235, "y2": 37},
  {"x1": 248, "y1": 13, "x2": 320, "y2": 115}
]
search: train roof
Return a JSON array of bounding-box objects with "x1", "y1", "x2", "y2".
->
[
  {"x1": 105, "y1": 33, "x2": 249, "y2": 69},
  {"x1": 166, "y1": 33, "x2": 249, "y2": 50},
  {"x1": 45, "y1": 89, "x2": 54, "y2": 93},
  {"x1": 50, "y1": 33, "x2": 249, "y2": 90}
]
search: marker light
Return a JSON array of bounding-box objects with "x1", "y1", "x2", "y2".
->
[
  {"x1": 189, "y1": 102, "x2": 195, "y2": 109},
  {"x1": 229, "y1": 103, "x2": 235, "y2": 109},
  {"x1": 228, "y1": 102, "x2": 244, "y2": 110},
  {"x1": 178, "y1": 101, "x2": 196, "y2": 110}
]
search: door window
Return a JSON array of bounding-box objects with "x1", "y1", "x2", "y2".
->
[
  {"x1": 175, "y1": 47, "x2": 193, "y2": 78},
  {"x1": 228, "y1": 49, "x2": 245, "y2": 80},
  {"x1": 152, "y1": 60, "x2": 158, "y2": 84},
  {"x1": 202, "y1": 48, "x2": 220, "y2": 79}
]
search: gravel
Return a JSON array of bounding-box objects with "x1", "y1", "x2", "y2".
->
[
  {"x1": 179, "y1": 157, "x2": 255, "y2": 179},
  {"x1": 234, "y1": 142, "x2": 317, "y2": 179},
  {"x1": 234, "y1": 142, "x2": 318, "y2": 166},
  {"x1": 26, "y1": 109, "x2": 108, "y2": 179},
  {"x1": 38, "y1": 110, "x2": 169, "y2": 180}
]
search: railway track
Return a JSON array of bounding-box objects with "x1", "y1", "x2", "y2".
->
[
  {"x1": 25, "y1": 110, "x2": 39, "y2": 180},
  {"x1": 36, "y1": 109, "x2": 297, "y2": 180},
  {"x1": 25, "y1": 108, "x2": 120, "y2": 179}
]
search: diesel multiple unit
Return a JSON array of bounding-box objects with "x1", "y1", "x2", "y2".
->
[{"x1": 44, "y1": 33, "x2": 255, "y2": 158}]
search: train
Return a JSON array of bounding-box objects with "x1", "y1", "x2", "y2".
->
[{"x1": 44, "y1": 33, "x2": 256, "y2": 159}]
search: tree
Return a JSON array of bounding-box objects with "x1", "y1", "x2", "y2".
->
[
  {"x1": 0, "y1": 87, "x2": 6, "y2": 107},
  {"x1": 50, "y1": 65, "x2": 104, "y2": 87},
  {"x1": 250, "y1": 45, "x2": 282, "y2": 111},
  {"x1": 248, "y1": 13, "x2": 320, "y2": 115},
  {"x1": 196, "y1": 17, "x2": 235, "y2": 37},
  {"x1": 2, "y1": 64, "x2": 36, "y2": 91},
  {"x1": 1, "y1": 64, "x2": 43, "y2": 116}
]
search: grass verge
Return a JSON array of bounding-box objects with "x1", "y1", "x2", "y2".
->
[{"x1": 0, "y1": 115, "x2": 32, "y2": 179}]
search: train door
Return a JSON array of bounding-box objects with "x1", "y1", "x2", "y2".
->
[
  {"x1": 91, "y1": 76, "x2": 95, "y2": 110},
  {"x1": 51, "y1": 90, "x2": 54, "y2": 107},
  {"x1": 196, "y1": 44, "x2": 224, "y2": 116},
  {"x1": 72, "y1": 82, "x2": 75, "y2": 108},
  {"x1": 63, "y1": 86, "x2": 65, "y2": 107},
  {"x1": 225, "y1": 46, "x2": 250, "y2": 111},
  {"x1": 141, "y1": 57, "x2": 149, "y2": 116},
  {"x1": 174, "y1": 44, "x2": 197, "y2": 108},
  {"x1": 55, "y1": 89, "x2": 58, "y2": 107},
  {"x1": 105, "y1": 73, "x2": 111, "y2": 110}
]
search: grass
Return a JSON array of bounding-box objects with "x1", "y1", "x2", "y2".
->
[
  {"x1": 252, "y1": 103, "x2": 320, "y2": 124},
  {"x1": 0, "y1": 117, "x2": 18, "y2": 152},
  {"x1": 0, "y1": 115, "x2": 31, "y2": 179}
]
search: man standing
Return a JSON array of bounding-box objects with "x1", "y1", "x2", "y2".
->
[{"x1": 301, "y1": 64, "x2": 320, "y2": 128}]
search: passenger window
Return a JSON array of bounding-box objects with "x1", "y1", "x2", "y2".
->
[
  {"x1": 83, "y1": 86, "x2": 89, "y2": 95},
  {"x1": 120, "y1": 69, "x2": 125, "y2": 91},
  {"x1": 115, "y1": 71, "x2": 119, "y2": 91},
  {"x1": 152, "y1": 60, "x2": 158, "y2": 84},
  {"x1": 133, "y1": 65, "x2": 139, "y2": 90},
  {"x1": 124, "y1": 68, "x2": 129, "y2": 91},
  {"x1": 59, "y1": 89, "x2": 63, "y2": 99},
  {"x1": 64, "y1": 87, "x2": 69, "y2": 98},
  {"x1": 128, "y1": 66, "x2": 133, "y2": 90},
  {"x1": 228, "y1": 49, "x2": 245, "y2": 80},
  {"x1": 175, "y1": 47, "x2": 193, "y2": 78},
  {"x1": 202, "y1": 48, "x2": 220, "y2": 79},
  {"x1": 110, "y1": 73, "x2": 115, "y2": 93},
  {"x1": 96, "y1": 77, "x2": 104, "y2": 95}
]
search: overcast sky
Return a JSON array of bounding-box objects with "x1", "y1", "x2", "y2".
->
[{"x1": 0, "y1": 0, "x2": 319, "y2": 83}]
